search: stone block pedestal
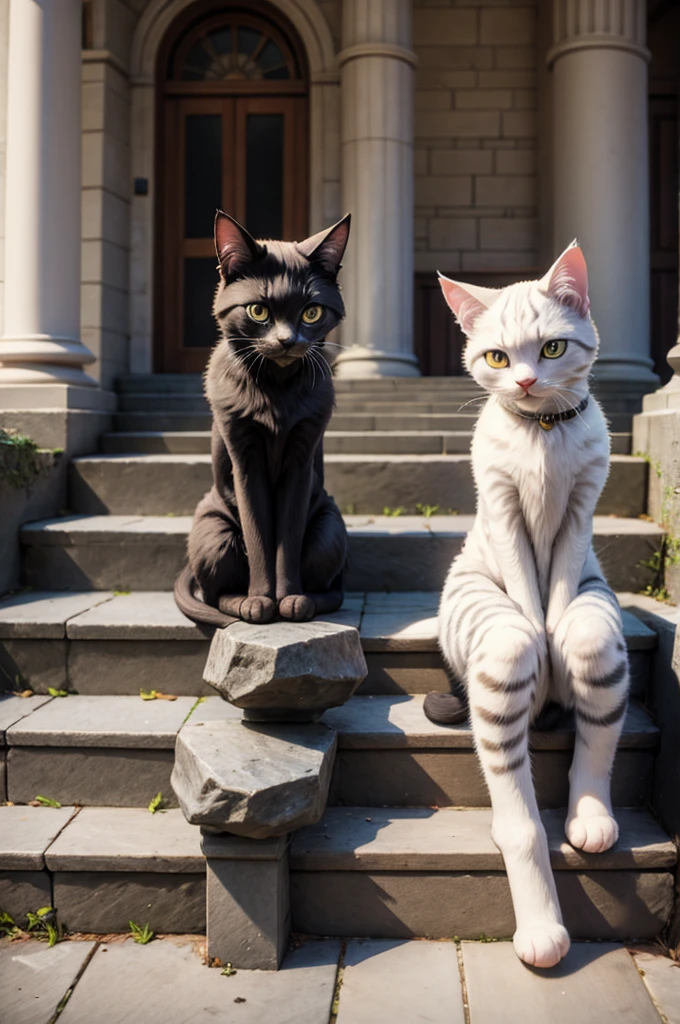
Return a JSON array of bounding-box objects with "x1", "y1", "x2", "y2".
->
[{"x1": 202, "y1": 832, "x2": 291, "y2": 970}]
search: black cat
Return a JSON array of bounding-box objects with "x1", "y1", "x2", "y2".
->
[{"x1": 174, "y1": 210, "x2": 351, "y2": 626}]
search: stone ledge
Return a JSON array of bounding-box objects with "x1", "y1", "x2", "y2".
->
[{"x1": 0, "y1": 804, "x2": 77, "y2": 869}]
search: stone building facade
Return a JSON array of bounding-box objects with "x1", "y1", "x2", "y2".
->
[{"x1": 0, "y1": 0, "x2": 677, "y2": 441}]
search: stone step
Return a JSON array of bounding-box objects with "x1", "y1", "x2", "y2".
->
[
  {"x1": 0, "y1": 590, "x2": 655, "y2": 699},
  {"x1": 290, "y1": 806, "x2": 675, "y2": 941},
  {"x1": 114, "y1": 373, "x2": 479, "y2": 395},
  {"x1": 100, "y1": 429, "x2": 634, "y2": 458},
  {"x1": 0, "y1": 690, "x2": 659, "y2": 809},
  {"x1": 0, "y1": 801, "x2": 673, "y2": 941},
  {"x1": 68, "y1": 453, "x2": 647, "y2": 517},
  {"x1": 19, "y1": 514, "x2": 662, "y2": 593},
  {"x1": 115, "y1": 393, "x2": 482, "y2": 415}
]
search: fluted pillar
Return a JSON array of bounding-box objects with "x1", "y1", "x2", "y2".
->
[
  {"x1": 548, "y1": 0, "x2": 657, "y2": 408},
  {"x1": 333, "y1": 0, "x2": 419, "y2": 378},
  {"x1": 0, "y1": 0, "x2": 96, "y2": 392}
]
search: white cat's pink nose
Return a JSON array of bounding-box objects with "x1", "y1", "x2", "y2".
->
[{"x1": 516, "y1": 377, "x2": 537, "y2": 391}]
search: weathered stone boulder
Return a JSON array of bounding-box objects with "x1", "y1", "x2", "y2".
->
[
  {"x1": 171, "y1": 718, "x2": 337, "y2": 839},
  {"x1": 203, "y1": 620, "x2": 367, "y2": 722}
]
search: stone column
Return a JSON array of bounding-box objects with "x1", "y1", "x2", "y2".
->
[
  {"x1": 333, "y1": 0, "x2": 419, "y2": 378},
  {"x1": 0, "y1": 0, "x2": 97, "y2": 395},
  {"x1": 548, "y1": 0, "x2": 657, "y2": 413}
]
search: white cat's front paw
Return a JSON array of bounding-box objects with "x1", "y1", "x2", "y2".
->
[
  {"x1": 566, "y1": 813, "x2": 619, "y2": 853},
  {"x1": 513, "y1": 923, "x2": 570, "y2": 969}
]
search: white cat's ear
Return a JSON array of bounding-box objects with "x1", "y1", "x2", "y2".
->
[
  {"x1": 540, "y1": 240, "x2": 590, "y2": 317},
  {"x1": 214, "y1": 211, "x2": 261, "y2": 280},
  {"x1": 438, "y1": 274, "x2": 498, "y2": 335},
  {"x1": 297, "y1": 214, "x2": 351, "y2": 276}
]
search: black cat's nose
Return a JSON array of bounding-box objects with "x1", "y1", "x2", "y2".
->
[{"x1": 279, "y1": 337, "x2": 297, "y2": 351}]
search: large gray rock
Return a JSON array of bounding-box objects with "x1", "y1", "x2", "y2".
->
[
  {"x1": 172, "y1": 719, "x2": 337, "y2": 839},
  {"x1": 203, "y1": 620, "x2": 367, "y2": 722}
]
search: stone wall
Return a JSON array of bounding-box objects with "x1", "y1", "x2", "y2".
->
[{"x1": 413, "y1": 0, "x2": 539, "y2": 276}]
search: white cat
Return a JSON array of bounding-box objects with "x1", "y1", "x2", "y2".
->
[{"x1": 435, "y1": 242, "x2": 629, "y2": 969}]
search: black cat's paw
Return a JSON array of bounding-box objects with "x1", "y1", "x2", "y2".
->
[
  {"x1": 239, "y1": 596, "x2": 276, "y2": 623},
  {"x1": 278, "y1": 595, "x2": 316, "y2": 622}
]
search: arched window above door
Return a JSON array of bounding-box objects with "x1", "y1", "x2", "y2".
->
[{"x1": 170, "y1": 13, "x2": 301, "y2": 82}]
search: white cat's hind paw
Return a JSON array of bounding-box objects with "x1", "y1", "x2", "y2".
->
[
  {"x1": 513, "y1": 924, "x2": 570, "y2": 969},
  {"x1": 566, "y1": 813, "x2": 619, "y2": 853}
]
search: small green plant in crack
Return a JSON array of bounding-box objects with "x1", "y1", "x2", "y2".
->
[
  {"x1": 148, "y1": 792, "x2": 164, "y2": 814},
  {"x1": 26, "y1": 906, "x2": 63, "y2": 947},
  {"x1": 416, "y1": 503, "x2": 440, "y2": 518},
  {"x1": 0, "y1": 429, "x2": 54, "y2": 490},
  {"x1": 47, "y1": 687, "x2": 69, "y2": 698},
  {"x1": 129, "y1": 921, "x2": 155, "y2": 945},
  {"x1": 0, "y1": 910, "x2": 22, "y2": 940},
  {"x1": 382, "y1": 506, "x2": 406, "y2": 517},
  {"x1": 34, "y1": 795, "x2": 62, "y2": 808},
  {"x1": 221, "y1": 963, "x2": 238, "y2": 977}
]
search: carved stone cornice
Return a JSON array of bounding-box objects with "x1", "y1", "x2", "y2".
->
[{"x1": 338, "y1": 42, "x2": 418, "y2": 69}]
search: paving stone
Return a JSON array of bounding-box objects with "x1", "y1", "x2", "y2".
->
[
  {"x1": 291, "y1": 870, "x2": 673, "y2": 941},
  {"x1": 462, "y1": 942, "x2": 661, "y2": 1024},
  {"x1": 203, "y1": 620, "x2": 367, "y2": 722},
  {"x1": 204, "y1": 833, "x2": 291, "y2": 970},
  {"x1": 58, "y1": 938, "x2": 340, "y2": 1024},
  {"x1": 53, "y1": 871, "x2": 206, "y2": 934},
  {"x1": 0, "y1": 870, "x2": 51, "y2": 923},
  {"x1": 360, "y1": 610, "x2": 439, "y2": 652},
  {"x1": 172, "y1": 720, "x2": 337, "y2": 838},
  {"x1": 6, "y1": 695, "x2": 194, "y2": 747},
  {"x1": 45, "y1": 808, "x2": 202, "y2": 873},
  {"x1": 0, "y1": 938, "x2": 97, "y2": 1024},
  {"x1": 633, "y1": 948, "x2": 680, "y2": 1024},
  {"x1": 66, "y1": 591, "x2": 205, "y2": 639},
  {"x1": 0, "y1": 805, "x2": 77, "y2": 869},
  {"x1": 6, "y1": 747, "x2": 176, "y2": 807},
  {"x1": 291, "y1": 807, "x2": 676, "y2": 872},
  {"x1": 67, "y1": 639, "x2": 213, "y2": 696},
  {"x1": 0, "y1": 591, "x2": 113, "y2": 639},
  {"x1": 337, "y1": 939, "x2": 464, "y2": 1024},
  {"x1": 0, "y1": 694, "x2": 52, "y2": 743}
]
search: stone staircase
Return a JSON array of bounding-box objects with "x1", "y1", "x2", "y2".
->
[{"x1": 0, "y1": 374, "x2": 676, "y2": 949}]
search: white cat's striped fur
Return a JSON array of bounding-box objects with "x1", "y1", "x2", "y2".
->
[{"x1": 437, "y1": 243, "x2": 629, "y2": 969}]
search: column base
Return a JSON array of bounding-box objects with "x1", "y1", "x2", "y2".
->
[
  {"x1": 590, "y1": 365, "x2": 660, "y2": 432},
  {"x1": 0, "y1": 385, "x2": 115, "y2": 455},
  {"x1": 0, "y1": 335, "x2": 98, "y2": 388},
  {"x1": 332, "y1": 346, "x2": 420, "y2": 379}
]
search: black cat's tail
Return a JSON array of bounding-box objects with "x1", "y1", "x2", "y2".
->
[{"x1": 173, "y1": 563, "x2": 236, "y2": 630}]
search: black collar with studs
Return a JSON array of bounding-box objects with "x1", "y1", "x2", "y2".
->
[{"x1": 502, "y1": 394, "x2": 589, "y2": 431}]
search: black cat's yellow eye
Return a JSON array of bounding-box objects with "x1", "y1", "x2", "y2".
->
[
  {"x1": 485, "y1": 350, "x2": 509, "y2": 369},
  {"x1": 542, "y1": 339, "x2": 567, "y2": 359},
  {"x1": 301, "y1": 305, "x2": 323, "y2": 325},
  {"x1": 246, "y1": 303, "x2": 270, "y2": 323}
]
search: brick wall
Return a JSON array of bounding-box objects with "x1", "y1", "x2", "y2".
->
[{"x1": 413, "y1": 0, "x2": 539, "y2": 276}]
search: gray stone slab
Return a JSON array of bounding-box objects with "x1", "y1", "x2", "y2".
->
[
  {"x1": 0, "y1": 638, "x2": 68, "y2": 692},
  {"x1": 463, "y1": 942, "x2": 661, "y2": 1024},
  {"x1": 0, "y1": 694, "x2": 52, "y2": 744},
  {"x1": 68, "y1": 639, "x2": 212, "y2": 696},
  {"x1": 207, "y1": 852, "x2": 290, "y2": 970},
  {"x1": 184, "y1": 697, "x2": 244, "y2": 724},
  {"x1": 0, "y1": 805, "x2": 77, "y2": 869},
  {"x1": 360, "y1": 651, "x2": 450, "y2": 695},
  {"x1": 6, "y1": 694, "x2": 194, "y2": 747},
  {"x1": 633, "y1": 948, "x2": 680, "y2": 1024},
  {"x1": 45, "y1": 808, "x2": 203, "y2": 873},
  {"x1": 59, "y1": 938, "x2": 340, "y2": 1023},
  {"x1": 172, "y1": 721, "x2": 337, "y2": 838},
  {"x1": 360, "y1": 609, "x2": 439, "y2": 652},
  {"x1": 322, "y1": 695, "x2": 658, "y2": 750},
  {"x1": 337, "y1": 940, "x2": 464, "y2": 1024},
  {"x1": 291, "y1": 807, "x2": 675, "y2": 872},
  {"x1": 66, "y1": 591, "x2": 205, "y2": 640},
  {"x1": 204, "y1": 620, "x2": 367, "y2": 721},
  {"x1": 53, "y1": 871, "x2": 206, "y2": 934},
  {"x1": 0, "y1": 869, "x2": 51, "y2": 923},
  {"x1": 0, "y1": 938, "x2": 97, "y2": 1024},
  {"x1": 334, "y1": 746, "x2": 654, "y2": 809},
  {"x1": 620, "y1": 609, "x2": 658, "y2": 650},
  {"x1": 7, "y1": 747, "x2": 176, "y2": 807},
  {"x1": 0, "y1": 591, "x2": 113, "y2": 639},
  {"x1": 291, "y1": 870, "x2": 673, "y2": 941},
  {"x1": 363, "y1": 591, "x2": 441, "y2": 609}
]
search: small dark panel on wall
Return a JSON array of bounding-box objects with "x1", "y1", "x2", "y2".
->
[{"x1": 134, "y1": 178, "x2": 149, "y2": 196}]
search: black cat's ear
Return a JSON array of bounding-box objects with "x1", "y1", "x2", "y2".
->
[
  {"x1": 214, "y1": 211, "x2": 261, "y2": 280},
  {"x1": 296, "y1": 214, "x2": 351, "y2": 276}
]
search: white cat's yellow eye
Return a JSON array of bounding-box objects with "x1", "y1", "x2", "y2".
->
[
  {"x1": 542, "y1": 339, "x2": 567, "y2": 359},
  {"x1": 485, "y1": 350, "x2": 509, "y2": 369},
  {"x1": 301, "y1": 305, "x2": 323, "y2": 325},
  {"x1": 246, "y1": 303, "x2": 270, "y2": 323}
]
